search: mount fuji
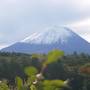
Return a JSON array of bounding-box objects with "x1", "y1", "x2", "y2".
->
[{"x1": 1, "y1": 26, "x2": 90, "y2": 54}]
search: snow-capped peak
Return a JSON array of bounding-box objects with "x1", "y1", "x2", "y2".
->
[{"x1": 21, "y1": 26, "x2": 73, "y2": 44}]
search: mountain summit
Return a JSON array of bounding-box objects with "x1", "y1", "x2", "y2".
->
[
  {"x1": 1, "y1": 26, "x2": 90, "y2": 54},
  {"x1": 21, "y1": 26, "x2": 73, "y2": 44}
]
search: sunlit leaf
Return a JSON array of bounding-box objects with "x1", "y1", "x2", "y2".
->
[
  {"x1": 15, "y1": 76, "x2": 23, "y2": 90},
  {"x1": 30, "y1": 84, "x2": 37, "y2": 90},
  {"x1": 43, "y1": 50, "x2": 64, "y2": 67},
  {"x1": 24, "y1": 66, "x2": 38, "y2": 76},
  {"x1": 43, "y1": 80, "x2": 66, "y2": 90},
  {"x1": 0, "y1": 81, "x2": 9, "y2": 90}
]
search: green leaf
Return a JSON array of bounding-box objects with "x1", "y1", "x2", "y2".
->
[
  {"x1": 43, "y1": 80, "x2": 65, "y2": 87},
  {"x1": 43, "y1": 50, "x2": 64, "y2": 66},
  {"x1": 0, "y1": 82, "x2": 10, "y2": 90},
  {"x1": 15, "y1": 76, "x2": 23, "y2": 90},
  {"x1": 24, "y1": 66, "x2": 38, "y2": 76},
  {"x1": 43, "y1": 80, "x2": 65, "y2": 90},
  {"x1": 30, "y1": 84, "x2": 37, "y2": 90}
]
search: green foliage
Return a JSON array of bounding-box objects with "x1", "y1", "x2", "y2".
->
[
  {"x1": 43, "y1": 80, "x2": 65, "y2": 87},
  {"x1": 43, "y1": 49, "x2": 64, "y2": 67},
  {"x1": 0, "y1": 81, "x2": 9, "y2": 90},
  {"x1": 43, "y1": 85, "x2": 56, "y2": 90},
  {"x1": 0, "y1": 51, "x2": 90, "y2": 90},
  {"x1": 79, "y1": 63, "x2": 90, "y2": 77},
  {"x1": 43, "y1": 80, "x2": 66, "y2": 90},
  {"x1": 24, "y1": 66, "x2": 38, "y2": 76},
  {"x1": 15, "y1": 76, "x2": 23, "y2": 90},
  {"x1": 24, "y1": 66, "x2": 38, "y2": 88},
  {"x1": 30, "y1": 85, "x2": 37, "y2": 90}
]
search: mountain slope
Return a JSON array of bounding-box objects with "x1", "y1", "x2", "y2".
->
[
  {"x1": 21, "y1": 27, "x2": 72, "y2": 44},
  {"x1": 1, "y1": 26, "x2": 90, "y2": 54}
]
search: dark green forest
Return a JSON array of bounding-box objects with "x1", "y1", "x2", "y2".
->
[{"x1": 0, "y1": 50, "x2": 90, "y2": 90}]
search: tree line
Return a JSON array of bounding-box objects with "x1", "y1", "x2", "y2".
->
[{"x1": 0, "y1": 51, "x2": 90, "y2": 90}]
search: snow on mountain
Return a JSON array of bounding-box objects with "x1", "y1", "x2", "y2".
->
[{"x1": 21, "y1": 26, "x2": 72, "y2": 44}]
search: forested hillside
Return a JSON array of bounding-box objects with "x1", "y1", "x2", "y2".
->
[{"x1": 0, "y1": 51, "x2": 90, "y2": 90}]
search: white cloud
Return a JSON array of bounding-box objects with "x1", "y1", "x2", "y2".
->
[
  {"x1": 0, "y1": 44, "x2": 9, "y2": 49},
  {"x1": 68, "y1": 18, "x2": 90, "y2": 42},
  {"x1": 72, "y1": 0, "x2": 90, "y2": 11},
  {"x1": 1, "y1": 0, "x2": 90, "y2": 12},
  {"x1": 0, "y1": 33, "x2": 4, "y2": 38},
  {"x1": 69, "y1": 18, "x2": 90, "y2": 27},
  {"x1": 0, "y1": 0, "x2": 90, "y2": 45},
  {"x1": 39, "y1": 0, "x2": 90, "y2": 11}
]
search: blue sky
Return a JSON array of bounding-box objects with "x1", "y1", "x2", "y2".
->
[{"x1": 0, "y1": 0, "x2": 90, "y2": 49}]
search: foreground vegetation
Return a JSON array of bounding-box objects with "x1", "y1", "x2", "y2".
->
[{"x1": 0, "y1": 50, "x2": 90, "y2": 90}]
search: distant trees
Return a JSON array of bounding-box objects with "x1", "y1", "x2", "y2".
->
[
  {"x1": 79, "y1": 63, "x2": 90, "y2": 90},
  {"x1": 0, "y1": 51, "x2": 90, "y2": 89}
]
